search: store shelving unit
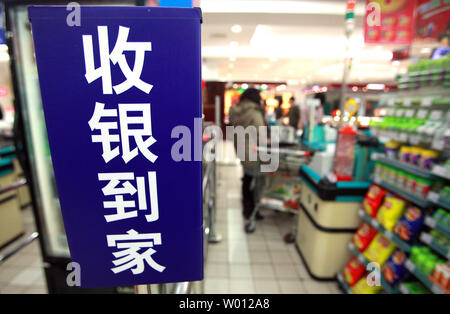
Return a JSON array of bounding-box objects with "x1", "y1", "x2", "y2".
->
[
  {"x1": 404, "y1": 259, "x2": 446, "y2": 294},
  {"x1": 372, "y1": 177, "x2": 432, "y2": 209},
  {"x1": 373, "y1": 156, "x2": 436, "y2": 180},
  {"x1": 358, "y1": 209, "x2": 412, "y2": 253},
  {"x1": 419, "y1": 232, "x2": 450, "y2": 259},
  {"x1": 424, "y1": 216, "x2": 450, "y2": 238},
  {"x1": 337, "y1": 273, "x2": 354, "y2": 294},
  {"x1": 346, "y1": 242, "x2": 400, "y2": 294},
  {"x1": 427, "y1": 191, "x2": 450, "y2": 211}
]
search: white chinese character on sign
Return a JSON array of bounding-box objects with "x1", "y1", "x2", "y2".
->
[
  {"x1": 98, "y1": 171, "x2": 160, "y2": 223},
  {"x1": 119, "y1": 103, "x2": 158, "y2": 164},
  {"x1": 82, "y1": 26, "x2": 153, "y2": 95},
  {"x1": 107, "y1": 229, "x2": 165, "y2": 274},
  {"x1": 89, "y1": 103, "x2": 157, "y2": 164},
  {"x1": 88, "y1": 102, "x2": 120, "y2": 163}
]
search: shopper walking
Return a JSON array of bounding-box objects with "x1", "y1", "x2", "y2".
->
[
  {"x1": 287, "y1": 96, "x2": 301, "y2": 130},
  {"x1": 232, "y1": 88, "x2": 266, "y2": 220}
]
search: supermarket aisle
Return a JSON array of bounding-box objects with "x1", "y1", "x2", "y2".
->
[
  {"x1": 204, "y1": 141, "x2": 341, "y2": 294},
  {"x1": 0, "y1": 207, "x2": 47, "y2": 294}
]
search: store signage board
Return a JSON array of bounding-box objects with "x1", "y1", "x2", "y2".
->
[
  {"x1": 364, "y1": 0, "x2": 415, "y2": 45},
  {"x1": 28, "y1": 6, "x2": 203, "y2": 288},
  {"x1": 0, "y1": 3, "x2": 5, "y2": 45}
]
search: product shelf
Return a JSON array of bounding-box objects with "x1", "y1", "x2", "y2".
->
[
  {"x1": 419, "y1": 232, "x2": 450, "y2": 260},
  {"x1": 431, "y1": 165, "x2": 450, "y2": 181},
  {"x1": 424, "y1": 216, "x2": 450, "y2": 238},
  {"x1": 404, "y1": 259, "x2": 446, "y2": 294},
  {"x1": 347, "y1": 242, "x2": 400, "y2": 294},
  {"x1": 372, "y1": 177, "x2": 432, "y2": 209},
  {"x1": 427, "y1": 191, "x2": 450, "y2": 211},
  {"x1": 336, "y1": 273, "x2": 353, "y2": 294},
  {"x1": 358, "y1": 209, "x2": 412, "y2": 253},
  {"x1": 374, "y1": 156, "x2": 436, "y2": 180}
]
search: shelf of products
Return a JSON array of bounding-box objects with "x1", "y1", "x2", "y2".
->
[
  {"x1": 404, "y1": 257, "x2": 447, "y2": 294},
  {"x1": 344, "y1": 242, "x2": 399, "y2": 294},
  {"x1": 427, "y1": 191, "x2": 450, "y2": 211},
  {"x1": 419, "y1": 232, "x2": 450, "y2": 260},
  {"x1": 373, "y1": 156, "x2": 436, "y2": 180},
  {"x1": 399, "y1": 282, "x2": 431, "y2": 294},
  {"x1": 424, "y1": 212, "x2": 450, "y2": 238},
  {"x1": 358, "y1": 209, "x2": 412, "y2": 253},
  {"x1": 337, "y1": 273, "x2": 353, "y2": 294}
]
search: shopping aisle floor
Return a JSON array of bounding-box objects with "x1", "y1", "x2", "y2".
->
[
  {"x1": 0, "y1": 207, "x2": 47, "y2": 294},
  {"x1": 204, "y1": 141, "x2": 341, "y2": 294}
]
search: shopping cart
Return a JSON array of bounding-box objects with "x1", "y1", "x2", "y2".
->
[{"x1": 244, "y1": 144, "x2": 312, "y2": 243}]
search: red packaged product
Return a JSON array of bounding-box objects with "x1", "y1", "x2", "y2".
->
[
  {"x1": 363, "y1": 184, "x2": 387, "y2": 218},
  {"x1": 343, "y1": 257, "x2": 366, "y2": 287},
  {"x1": 352, "y1": 223, "x2": 378, "y2": 252}
]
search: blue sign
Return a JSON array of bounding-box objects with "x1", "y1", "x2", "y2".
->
[
  {"x1": 29, "y1": 6, "x2": 203, "y2": 288},
  {"x1": 0, "y1": 3, "x2": 5, "y2": 45}
]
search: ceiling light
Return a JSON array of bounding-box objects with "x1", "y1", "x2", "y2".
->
[
  {"x1": 261, "y1": 84, "x2": 268, "y2": 90},
  {"x1": 231, "y1": 25, "x2": 242, "y2": 33},
  {"x1": 352, "y1": 86, "x2": 358, "y2": 92},
  {"x1": 229, "y1": 41, "x2": 239, "y2": 48},
  {"x1": 241, "y1": 83, "x2": 248, "y2": 89},
  {"x1": 270, "y1": 57, "x2": 278, "y2": 62}
]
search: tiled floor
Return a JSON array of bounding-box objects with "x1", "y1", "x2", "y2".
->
[
  {"x1": 0, "y1": 141, "x2": 341, "y2": 294},
  {"x1": 0, "y1": 207, "x2": 47, "y2": 294},
  {"x1": 203, "y1": 141, "x2": 341, "y2": 294}
]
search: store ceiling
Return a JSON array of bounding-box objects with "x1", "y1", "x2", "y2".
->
[{"x1": 200, "y1": 0, "x2": 439, "y2": 85}]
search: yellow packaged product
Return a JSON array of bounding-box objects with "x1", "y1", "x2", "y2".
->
[
  {"x1": 363, "y1": 233, "x2": 396, "y2": 266},
  {"x1": 351, "y1": 277, "x2": 382, "y2": 294},
  {"x1": 376, "y1": 197, "x2": 406, "y2": 231}
]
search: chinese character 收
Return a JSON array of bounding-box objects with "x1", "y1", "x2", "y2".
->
[{"x1": 82, "y1": 26, "x2": 153, "y2": 95}]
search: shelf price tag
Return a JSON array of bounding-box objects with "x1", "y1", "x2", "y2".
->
[
  {"x1": 404, "y1": 98, "x2": 412, "y2": 107},
  {"x1": 428, "y1": 192, "x2": 440, "y2": 203},
  {"x1": 405, "y1": 259, "x2": 415, "y2": 272},
  {"x1": 431, "y1": 284, "x2": 444, "y2": 295},
  {"x1": 371, "y1": 220, "x2": 380, "y2": 229},
  {"x1": 384, "y1": 230, "x2": 393, "y2": 240},
  {"x1": 404, "y1": 109, "x2": 415, "y2": 118},
  {"x1": 421, "y1": 97, "x2": 433, "y2": 107},
  {"x1": 424, "y1": 216, "x2": 437, "y2": 229},
  {"x1": 420, "y1": 232, "x2": 432, "y2": 245},
  {"x1": 416, "y1": 109, "x2": 428, "y2": 119},
  {"x1": 400, "y1": 284, "x2": 410, "y2": 294},
  {"x1": 357, "y1": 254, "x2": 366, "y2": 264},
  {"x1": 430, "y1": 110, "x2": 443, "y2": 121},
  {"x1": 395, "y1": 109, "x2": 405, "y2": 117}
]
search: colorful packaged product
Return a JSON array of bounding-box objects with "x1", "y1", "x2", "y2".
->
[
  {"x1": 399, "y1": 146, "x2": 412, "y2": 163},
  {"x1": 351, "y1": 277, "x2": 382, "y2": 294},
  {"x1": 363, "y1": 233, "x2": 396, "y2": 266},
  {"x1": 414, "y1": 177, "x2": 431, "y2": 199},
  {"x1": 393, "y1": 206, "x2": 424, "y2": 243},
  {"x1": 363, "y1": 184, "x2": 387, "y2": 218},
  {"x1": 382, "y1": 250, "x2": 407, "y2": 286},
  {"x1": 343, "y1": 257, "x2": 366, "y2": 287},
  {"x1": 376, "y1": 197, "x2": 406, "y2": 231},
  {"x1": 352, "y1": 223, "x2": 378, "y2": 252},
  {"x1": 420, "y1": 149, "x2": 439, "y2": 170},
  {"x1": 410, "y1": 147, "x2": 423, "y2": 166}
]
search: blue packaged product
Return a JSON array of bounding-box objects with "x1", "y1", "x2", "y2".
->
[
  {"x1": 382, "y1": 250, "x2": 407, "y2": 285},
  {"x1": 394, "y1": 206, "x2": 424, "y2": 243}
]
